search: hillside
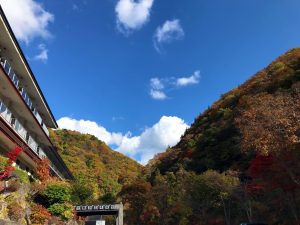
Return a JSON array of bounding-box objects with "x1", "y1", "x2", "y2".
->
[
  {"x1": 120, "y1": 48, "x2": 300, "y2": 225},
  {"x1": 50, "y1": 129, "x2": 142, "y2": 199},
  {"x1": 148, "y1": 48, "x2": 300, "y2": 176}
]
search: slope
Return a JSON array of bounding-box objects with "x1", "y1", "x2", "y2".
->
[
  {"x1": 50, "y1": 129, "x2": 142, "y2": 198},
  {"x1": 148, "y1": 47, "x2": 300, "y2": 176}
]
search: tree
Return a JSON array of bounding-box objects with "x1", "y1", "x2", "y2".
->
[
  {"x1": 236, "y1": 90, "x2": 300, "y2": 163},
  {"x1": 236, "y1": 90, "x2": 300, "y2": 224},
  {"x1": 36, "y1": 157, "x2": 51, "y2": 182},
  {"x1": 119, "y1": 180, "x2": 152, "y2": 225},
  {"x1": 201, "y1": 170, "x2": 240, "y2": 225},
  {"x1": 0, "y1": 146, "x2": 23, "y2": 180}
]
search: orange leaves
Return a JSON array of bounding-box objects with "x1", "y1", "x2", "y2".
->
[
  {"x1": 236, "y1": 91, "x2": 300, "y2": 155},
  {"x1": 36, "y1": 157, "x2": 51, "y2": 183},
  {"x1": 30, "y1": 204, "x2": 51, "y2": 224}
]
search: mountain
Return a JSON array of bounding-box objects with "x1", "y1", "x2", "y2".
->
[
  {"x1": 50, "y1": 129, "x2": 142, "y2": 199},
  {"x1": 120, "y1": 48, "x2": 300, "y2": 225},
  {"x1": 148, "y1": 48, "x2": 300, "y2": 176}
]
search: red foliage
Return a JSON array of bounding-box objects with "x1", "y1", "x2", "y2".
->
[
  {"x1": 248, "y1": 152, "x2": 300, "y2": 193},
  {"x1": 184, "y1": 149, "x2": 194, "y2": 158},
  {"x1": 0, "y1": 146, "x2": 23, "y2": 180},
  {"x1": 248, "y1": 154, "x2": 274, "y2": 178}
]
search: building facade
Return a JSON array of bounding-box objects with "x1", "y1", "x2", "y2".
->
[{"x1": 0, "y1": 6, "x2": 73, "y2": 180}]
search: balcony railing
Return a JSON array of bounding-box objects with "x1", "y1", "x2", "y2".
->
[
  {"x1": 50, "y1": 162, "x2": 63, "y2": 179},
  {"x1": 0, "y1": 99, "x2": 47, "y2": 160},
  {"x1": 0, "y1": 58, "x2": 49, "y2": 137},
  {"x1": 42, "y1": 123, "x2": 49, "y2": 136}
]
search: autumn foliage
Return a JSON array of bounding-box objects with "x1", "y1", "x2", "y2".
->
[
  {"x1": 0, "y1": 146, "x2": 23, "y2": 180},
  {"x1": 30, "y1": 204, "x2": 51, "y2": 224},
  {"x1": 129, "y1": 48, "x2": 300, "y2": 225},
  {"x1": 36, "y1": 157, "x2": 51, "y2": 182}
]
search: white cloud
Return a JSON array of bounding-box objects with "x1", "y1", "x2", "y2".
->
[
  {"x1": 57, "y1": 117, "x2": 124, "y2": 146},
  {"x1": 117, "y1": 116, "x2": 189, "y2": 165},
  {"x1": 57, "y1": 116, "x2": 189, "y2": 165},
  {"x1": 150, "y1": 89, "x2": 167, "y2": 100},
  {"x1": 0, "y1": 0, "x2": 54, "y2": 44},
  {"x1": 150, "y1": 77, "x2": 164, "y2": 90},
  {"x1": 34, "y1": 44, "x2": 48, "y2": 62},
  {"x1": 154, "y1": 19, "x2": 184, "y2": 52},
  {"x1": 149, "y1": 70, "x2": 200, "y2": 100},
  {"x1": 115, "y1": 0, "x2": 154, "y2": 33},
  {"x1": 176, "y1": 70, "x2": 201, "y2": 86}
]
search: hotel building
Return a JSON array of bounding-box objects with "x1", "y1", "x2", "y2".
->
[{"x1": 0, "y1": 6, "x2": 73, "y2": 180}]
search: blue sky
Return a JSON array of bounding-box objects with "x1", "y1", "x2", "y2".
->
[{"x1": 1, "y1": 0, "x2": 300, "y2": 164}]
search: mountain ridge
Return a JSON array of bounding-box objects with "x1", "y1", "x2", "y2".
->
[
  {"x1": 50, "y1": 129, "x2": 142, "y2": 198},
  {"x1": 147, "y1": 47, "x2": 300, "y2": 176}
]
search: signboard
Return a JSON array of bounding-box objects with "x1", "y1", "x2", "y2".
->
[
  {"x1": 75, "y1": 204, "x2": 120, "y2": 216},
  {"x1": 76, "y1": 204, "x2": 119, "y2": 212},
  {"x1": 96, "y1": 221, "x2": 105, "y2": 225}
]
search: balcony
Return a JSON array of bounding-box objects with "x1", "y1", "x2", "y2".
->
[
  {"x1": 50, "y1": 162, "x2": 63, "y2": 179},
  {"x1": 0, "y1": 99, "x2": 47, "y2": 160},
  {"x1": 0, "y1": 58, "x2": 49, "y2": 136}
]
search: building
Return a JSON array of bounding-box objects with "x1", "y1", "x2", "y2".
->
[{"x1": 0, "y1": 6, "x2": 73, "y2": 180}]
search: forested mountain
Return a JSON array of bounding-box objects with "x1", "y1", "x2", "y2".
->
[
  {"x1": 38, "y1": 48, "x2": 300, "y2": 225},
  {"x1": 120, "y1": 48, "x2": 300, "y2": 225},
  {"x1": 148, "y1": 48, "x2": 300, "y2": 176},
  {"x1": 50, "y1": 129, "x2": 142, "y2": 200}
]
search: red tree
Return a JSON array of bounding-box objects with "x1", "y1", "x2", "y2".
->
[{"x1": 0, "y1": 146, "x2": 23, "y2": 180}]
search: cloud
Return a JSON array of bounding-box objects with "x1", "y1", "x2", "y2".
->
[
  {"x1": 150, "y1": 78, "x2": 164, "y2": 90},
  {"x1": 154, "y1": 19, "x2": 184, "y2": 52},
  {"x1": 34, "y1": 44, "x2": 48, "y2": 62},
  {"x1": 116, "y1": 116, "x2": 189, "y2": 165},
  {"x1": 57, "y1": 116, "x2": 189, "y2": 165},
  {"x1": 176, "y1": 70, "x2": 201, "y2": 86},
  {"x1": 150, "y1": 89, "x2": 167, "y2": 100},
  {"x1": 57, "y1": 117, "x2": 124, "y2": 146},
  {"x1": 72, "y1": 4, "x2": 79, "y2": 11},
  {"x1": 0, "y1": 0, "x2": 54, "y2": 44},
  {"x1": 150, "y1": 77, "x2": 168, "y2": 100},
  {"x1": 149, "y1": 70, "x2": 201, "y2": 100},
  {"x1": 115, "y1": 0, "x2": 154, "y2": 33},
  {"x1": 112, "y1": 116, "x2": 125, "y2": 122}
]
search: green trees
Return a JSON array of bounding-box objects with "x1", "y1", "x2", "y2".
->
[
  {"x1": 40, "y1": 183, "x2": 73, "y2": 221},
  {"x1": 119, "y1": 169, "x2": 243, "y2": 225},
  {"x1": 43, "y1": 184, "x2": 71, "y2": 205},
  {"x1": 200, "y1": 170, "x2": 240, "y2": 225}
]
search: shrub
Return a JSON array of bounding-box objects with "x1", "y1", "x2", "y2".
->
[
  {"x1": 48, "y1": 216, "x2": 65, "y2": 225},
  {"x1": 13, "y1": 169, "x2": 30, "y2": 184},
  {"x1": 0, "y1": 156, "x2": 7, "y2": 171},
  {"x1": 30, "y1": 204, "x2": 51, "y2": 224},
  {"x1": 7, "y1": 202, "x2": 23, "y2": 221},
  {"x1": 100, "y1": 193, "x2": 116, "y2": 204},
  {"x1": 48, "y1": 203, "x2": 73, "y2": 221},
  {"x1": 43, "y1": 183, "x2": 71, "y2": 205},
  {"x1": 71, "y1": 181, "x2": 93, "y2": 204},
  {"x1": 6, "y1": 180, "x2": 20, "y2": 192}
]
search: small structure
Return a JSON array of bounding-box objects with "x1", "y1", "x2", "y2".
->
[{"x1": 75, "y1": 203, "x2": 123, "y2": 225}]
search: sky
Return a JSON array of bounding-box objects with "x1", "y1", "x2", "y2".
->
[{"x1": 0, "y1": 0, "x2": 300, "y2": 164}]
